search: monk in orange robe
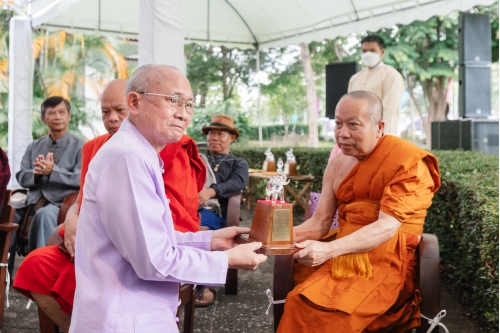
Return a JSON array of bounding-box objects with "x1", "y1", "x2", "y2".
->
[{"x1": 278, "y1": 91, "x2": 440, "y2": 333}]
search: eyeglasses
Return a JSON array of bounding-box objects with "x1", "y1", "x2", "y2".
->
[{"x1": 138, "y1": 92, "x2": 198, "y2": 114}]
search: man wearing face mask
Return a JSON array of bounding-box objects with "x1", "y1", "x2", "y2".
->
[{"x1": 348, "y1": 35, "x2": 405, "y2": 136}]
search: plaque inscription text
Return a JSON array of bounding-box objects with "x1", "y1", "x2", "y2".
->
[{"x1": 271, "y1": 209, "x2": 291, "y2": 242}]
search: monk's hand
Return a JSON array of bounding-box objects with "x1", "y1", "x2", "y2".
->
[
  {"x1": 293, "y1": 240, "x2": 334, "y2": 267},
  {"x1": 210, "y1": 226, "x2": 250, "y2": 251},
  {"x1": 63, "y1": 212, "x2": 79, "y2": 258},
  {"x1": 225, "y1": 242, "x2": 267, "y2": 270},
  {"x1": 198, "y1": 188, "x2": 216, "y2": 206}
]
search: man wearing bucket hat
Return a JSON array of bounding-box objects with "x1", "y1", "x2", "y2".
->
[{"x1": 196, "y1": 114, "x2": 249, "y2": 307}]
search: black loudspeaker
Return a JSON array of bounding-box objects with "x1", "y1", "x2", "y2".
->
[
  {"x1": 459, "y1": 65, "x2": 491, "y2": 118},
  {"x1": 325, "y1": 62, "x2": 359, "y2": 119},
  {"x1": 459, "y1": 13, "x2": 491, "y2": 65},
  {"x1": 431, "y1": 119, "x2": 499, "y2": 155},
  {"x1": 431, "y1": 120, "x2": 462, "y2": 150},
  {"x1": 461, "y1": 119, "x2": 499, "y2": 155}
]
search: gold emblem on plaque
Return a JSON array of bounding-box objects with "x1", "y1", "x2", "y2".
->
[{"x1": 272, "y1": 209, "x2": 290, "y2": 241}]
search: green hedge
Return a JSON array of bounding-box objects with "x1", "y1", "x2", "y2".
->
[
  {"x1": 425, "y1": 151, "x2": 498, "y2": 331},
  {"x1": 231, "y1": 146, "x2": 499, "y2": 331},
  {"x1": 246, "y1": 125, "x2": 310, "y2": 141}
]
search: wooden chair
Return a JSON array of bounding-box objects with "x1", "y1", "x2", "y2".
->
[
  {"x1": 45, "y1": 192, "x2": 79, "y2": 247},
  {"x1": 0, "y1": 190, "x2": 19, "y2": 327},
  {"x1": 56, "y1": 192, "x2": 79, "y2": 226},
  {"x1": 224, "y1": 193, "x2": 242, "y2": 295},
  {"x1": 272, "y1": 201, "x2": 441, "y2": 333},
  {"x1": 177, "y1": 284, "x2": 196, "y2": 333}
]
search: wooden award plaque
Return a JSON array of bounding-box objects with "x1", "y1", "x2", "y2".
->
[{"x1": 236, "y1": 200, "x2": 298, "y2": 255}]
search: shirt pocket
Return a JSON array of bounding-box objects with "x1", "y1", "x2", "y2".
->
[{"x1": 134, "y1": 311, "x2": 178, "y2": 333}]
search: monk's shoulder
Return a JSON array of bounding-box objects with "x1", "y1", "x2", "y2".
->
[
  {"x1": 83, "y1": 134, "x2": 110, "y2": 155},
  {"x1": 328, "y1": 153, "x2": 357, "y2": 178}
]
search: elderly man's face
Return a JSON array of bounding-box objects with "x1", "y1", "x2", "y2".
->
[
  {"x1": 42, "y1": 101, "x2": 71, "y2": 133},
  {"x1": 207, "y1": 129, "x2": 235, "y2": 155},
  {"x1": 334, "y1": 97, "x2": 383, "y2": 160},
  {"x1": 101, "y1": 80, "x2": 128, "y2": 135},
  {"x1": 135, "y1": 68, "x2": 193, "y2": 147}
]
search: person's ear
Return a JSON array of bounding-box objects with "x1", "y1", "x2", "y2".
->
[
  {"x1": 380, "y1": 48, "x2": 385, "y2": 57},
  {"x1": 377, "y1": 121, "x2": 385, "y2": 137},
  {"x1": 41, "y1": 114, "x2": 47, "y2": 125},
  {"x1": 126, "y1": 92, "x2": 140, "y2": 117},
  {"x1": 230, "y1": 134, "x2": 236, "y2": 143}
]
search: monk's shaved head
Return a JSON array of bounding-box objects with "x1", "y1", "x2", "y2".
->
[
  {"x1": 101, "y1": 78, "x2": 127, "y2": 100},
  {"x1": 100, "y1": 78, "x2": 128, "y2": 135},
  {"x1": 334, "y1": 90, "x2": 385, "y2": 160},
  {"x1": 339, "y1": 91, "x2": 383, "y2": 126}
]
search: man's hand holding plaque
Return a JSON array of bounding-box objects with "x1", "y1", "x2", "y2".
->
[{"x1": 237, "y1": 159, "x2": 299, "y2": 255}]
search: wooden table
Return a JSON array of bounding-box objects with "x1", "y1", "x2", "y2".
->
[{"x1": 245, "y1": 172, "x2": 315, "y2": 210}]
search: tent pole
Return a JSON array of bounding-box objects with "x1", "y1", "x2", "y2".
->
[{"x1": 257, "y1": 47, "x2": 262, "y2": 147}]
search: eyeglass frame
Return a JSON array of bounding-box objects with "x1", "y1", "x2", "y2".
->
[{"x1": 137, "y1": 92, "x2": 198, "y2": 114}]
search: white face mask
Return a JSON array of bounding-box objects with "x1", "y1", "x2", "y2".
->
[{"x1": 361, "y1": 51, "x2": 381, "y2": 68}]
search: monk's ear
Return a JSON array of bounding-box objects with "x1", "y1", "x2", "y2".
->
[
  {"x1": 126, "y1": 92, "x2": 140, "y2": 117},
  {"x1": 376, "y1": 120, "x2": 385, "y2": 137}
]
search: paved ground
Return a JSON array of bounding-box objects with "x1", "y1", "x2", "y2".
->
[{"x1": 0, "y1": 207, "x2": 485, "y2": 333}]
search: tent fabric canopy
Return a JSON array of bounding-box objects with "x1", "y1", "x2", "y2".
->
[
  {"x1": 6, "y1": 0, "x2": 496, "y2": 188},
  {"x1": 41, "y1": 0, "x2": 497, "y2": 49}
]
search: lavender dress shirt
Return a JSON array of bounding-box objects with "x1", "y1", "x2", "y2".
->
[{"x1": 70, "y1": 120, "x2": 228, "y2": 333}]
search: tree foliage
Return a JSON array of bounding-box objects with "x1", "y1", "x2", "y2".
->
[
  {"x1": 32, "y1": 30, "x2": 128, "y2": 101},
  {"x1": 260, "y1": 48, "x2": 306, "y2": 132},
  {"x1": 186, "y1": 44, "x2": 256, "y2": 107},
  {"x1": 0, "y1": 7, "x2": 129, "y2": 144}
]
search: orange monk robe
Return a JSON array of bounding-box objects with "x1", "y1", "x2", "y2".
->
[
  {"x1": 57, "y1": 134, "x2": 111, "y2": 238},
  {"x1": 160, "y1": 134, "x2": 206, "y2": 233},
  {"x1": 278, "y1": 135, "x2": 441, "y2": 333}
]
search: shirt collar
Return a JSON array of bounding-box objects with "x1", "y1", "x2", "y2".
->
[
  {"x1": 369, "y1": 61, "x2": 384, "y2": 70},
  {"x1": 47, "y1": 131, "x2": 70, "y2": 147},
  {"x1": 119, "y1": 119, "x2": 161, "y2": 167}
]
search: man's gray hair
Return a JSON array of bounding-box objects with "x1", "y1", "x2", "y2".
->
[
  {"x1": 339, "y1": 91, "x2": 383, "y2": 125},
  {"x1": 126, "y1": 64, "x2": 180, "y2": 95}
]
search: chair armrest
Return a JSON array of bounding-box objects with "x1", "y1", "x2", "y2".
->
[
  {"x1": 226, "y1": 193, "x2": 242, "y2": 227},
  {"x1": 11, "y1": 189, "x2": 27, "y2": 196},
  {"x1": 0, "y1": 224, "x2": 18, "y2": 232},
  {"x1": 417, "y1": 233, "x2": 441, "y2": 333},
  {"x1": 57, "y1": 192, "x2": 79, "y2": 225}
]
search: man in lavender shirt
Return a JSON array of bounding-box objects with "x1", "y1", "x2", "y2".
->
[{"x1": 70, "y1": 64, "x2": 267, "y2": 333}]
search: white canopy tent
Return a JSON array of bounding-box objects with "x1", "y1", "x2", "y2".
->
[
  {"x1": 7, "y1": 0, "x2": 497, "y2": 188},
  {"x1": 42, "y1": 0, "x2": 497, "y2": 49}
]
